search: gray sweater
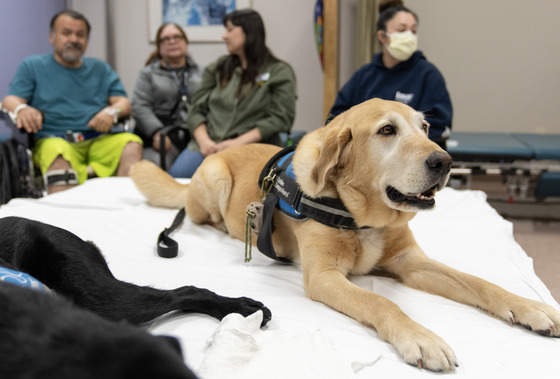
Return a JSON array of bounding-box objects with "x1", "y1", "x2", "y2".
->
[{"x1": 131, "y1": 56, "x2": 201, "y2": 146}]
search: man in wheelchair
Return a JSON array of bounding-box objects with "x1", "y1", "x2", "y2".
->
[{"x1": 1, "y1": 10, "x2": 142, "y2": 194}]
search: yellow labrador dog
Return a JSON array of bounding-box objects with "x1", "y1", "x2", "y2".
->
[{"x1": 130, "y1": 98, "x2": 560, "y2": 372}]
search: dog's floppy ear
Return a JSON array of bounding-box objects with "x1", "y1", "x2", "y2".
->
[{"x1": 311, "y1": 125, "x2": 353, "y2": 195}]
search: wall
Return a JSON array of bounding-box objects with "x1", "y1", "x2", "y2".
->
[
  {"x1": 0, "y1": 0, "x2": 66, "y2": 96},
  {"x1": 0, "y1": 0, "x2": 66, "y2": 135},
  {"x1": 7, "y1": 1, "x2": 560, "y2": 135},
  {"x1": 383, "y1": 0, "x2": 560, "y2": 134},
  {"x1": 70, "y1": 0, "x2": 108, "y2": 62}
]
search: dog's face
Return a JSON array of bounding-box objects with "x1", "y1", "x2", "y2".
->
[
  {"x1": 357, "y1": 99, "x2": 452, "y2": 212},
  {"x1": 297, "y1": 98, "x2": 452, "y2": 220}
]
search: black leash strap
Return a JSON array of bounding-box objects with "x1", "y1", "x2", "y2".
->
[
  {"x1": 256, "y1": 193, "x2": 290, "y2": 263},
  {"x1": 157, "y1": 208, "x2": 186, "y2": 258},
  {"x1": 255, "y1": 147, "x2": 295, "y2": 263}
]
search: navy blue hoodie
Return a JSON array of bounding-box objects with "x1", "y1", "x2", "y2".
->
[{"x1": 330, "y1": 51, "x2": 452, "y2": 141}]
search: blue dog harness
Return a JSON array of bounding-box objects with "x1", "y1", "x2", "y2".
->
[
  {"x1": 0, "y1": 267, "x2": 51, "y2": 293},
  {"x1": 256, "y1": 147, "x2": 369, "y2": 262}
]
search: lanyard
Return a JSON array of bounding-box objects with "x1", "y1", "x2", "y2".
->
[{"x1": 170, "y1": 68, "x2": 189, "y2": 101}]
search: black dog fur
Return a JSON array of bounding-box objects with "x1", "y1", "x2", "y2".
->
[
  {"x1": 0, "y1": 216, "x2": 272, "y2": 378},
  {"x1": 0, "y1": 282, "x2": 197, "y2": 378}
]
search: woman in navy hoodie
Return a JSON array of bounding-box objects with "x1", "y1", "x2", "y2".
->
[{"x1": 329, "y1": 1, "x2": 452, "y2": 149}]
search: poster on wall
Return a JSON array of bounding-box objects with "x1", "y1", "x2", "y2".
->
[{"x1": 148, "y1": 0, "x2": 252, "y2": 43}]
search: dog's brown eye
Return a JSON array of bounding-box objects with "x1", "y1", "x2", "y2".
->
[
  {"x1": 422, "y1": 123, "x2": 429, "y2": 134},
  {"x1": 379, "y1": 125, "x2": 395, "y2": 135}
]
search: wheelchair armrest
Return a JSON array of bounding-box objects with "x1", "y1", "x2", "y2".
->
[
  {"x1": 0, "y1": 109, "x2": 36, "y2": 148},
  {"x1": 110, "y1": 115, "x2": 134, "y2": 133}
]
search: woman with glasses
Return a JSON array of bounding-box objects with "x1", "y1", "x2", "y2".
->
[
  {"x1": 168, "y1": 9, "x2": 297, "y2": 178},
  {"x1": 132, "y1": 22, "x2": 201, "y2": 168}
]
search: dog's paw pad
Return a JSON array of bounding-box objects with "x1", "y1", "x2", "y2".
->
[
  {"x1": 507, "y1": 303, "x2": 560, "y2": 337},
  {"x1": 397, "y1": 329, "x2": 458, "y2": 372}
]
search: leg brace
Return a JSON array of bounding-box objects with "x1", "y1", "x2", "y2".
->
[{"x1": 43, "y1": 169, "x2": 79, "y2": 187}]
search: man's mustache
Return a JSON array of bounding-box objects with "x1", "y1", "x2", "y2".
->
[{"x1": 64, "y1": 43, "x2": 83, "y2": 51}]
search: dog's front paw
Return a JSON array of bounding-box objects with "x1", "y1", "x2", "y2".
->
[
  {"x1": 389, "y1": 324, "x2": 458, "y2": 372},
  {"x1": 226, "y1": 297, "x2": 272, "y2": 327},
  {"x1": 498, "y1": 298, "x2": 560, "y2": 337}
]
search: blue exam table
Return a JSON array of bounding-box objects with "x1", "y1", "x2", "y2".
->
[{"x1": 447, "y1": 132, "x2": 560, "y2": 199}]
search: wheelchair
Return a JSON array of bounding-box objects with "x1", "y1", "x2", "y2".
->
[
  {"x1": 0, "y1": 109, "x2": 135, "y2": 205},
  {"x1": 0, "y1": 111, "x2": 44, "y2": 204}
]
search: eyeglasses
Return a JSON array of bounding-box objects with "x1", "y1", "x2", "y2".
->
[{"x1": 159, "y1": 35, "x2": 185, "y2": 44}]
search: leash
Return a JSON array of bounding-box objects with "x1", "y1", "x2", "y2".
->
[
  {"x1": 157, "y1": 208, "x2": 186, "y2": 258},
  {"x1": 244, "y1": 147, "x2": 296, "y2": 263}
]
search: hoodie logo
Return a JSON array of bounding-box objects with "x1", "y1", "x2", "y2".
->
[{"x1": 394, "y1": 91, "x2": 414, "y2": 104}]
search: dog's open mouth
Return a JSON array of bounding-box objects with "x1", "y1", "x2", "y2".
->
[{"x1": 386, "y1": 185, "x2": 437, "y2": 209}]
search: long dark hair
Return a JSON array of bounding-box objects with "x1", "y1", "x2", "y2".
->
[
  {"x1": 376, "y1": 0, "x2": 418, "y2": 32},
  {"x1": 217, "y1": 9, "x2": 277, "y2": 89}
]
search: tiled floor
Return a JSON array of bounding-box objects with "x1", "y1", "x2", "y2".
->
[{"x1": 509, "y1": 218, "x2": 560, "y2": 303}]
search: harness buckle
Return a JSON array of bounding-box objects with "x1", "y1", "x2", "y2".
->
[
  {"x1": 260, "y1": 168, "x2": 277, "y2": 201},
  {"x1": 246, "y1": 202, "x2": 264, "y2": 234}
]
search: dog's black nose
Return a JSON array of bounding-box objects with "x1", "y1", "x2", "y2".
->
[{"x1": 426, "y1": 151, "x2": 452, "y2": 174}]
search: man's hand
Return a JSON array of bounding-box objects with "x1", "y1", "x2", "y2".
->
[
  {"x1": 88, "y1": 108, "x2": 115, "y2": 133},
  {"x1": 16, "y1": 106, "x2": 43, "y2": 133}
]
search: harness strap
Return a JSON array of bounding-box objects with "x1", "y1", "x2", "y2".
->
[
  {"x1": 274, "y1": 154, "x2": 362, "y2": 229},
  {"x1": 254, "y1": 147, "x2": 296, "y2": 263},
  {"x1": 256, "y1": 194, "x2": 290, "y2": 263},
  {"x1": 254, "y1": 146, "x2": 368, "y2": 263},
  {"x1": 0, "y1": 267, "x2": 51, "y2": 294},
  {"x1": 258, "y1": 145, "x2": 296, "y2": 189},
  {"x1": 299, "y1": 196, "x2": 360, "y2": 229}
]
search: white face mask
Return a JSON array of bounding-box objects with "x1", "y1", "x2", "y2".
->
[{"x1": 384, "y1": 30, "x2": 418, "y2": 61}]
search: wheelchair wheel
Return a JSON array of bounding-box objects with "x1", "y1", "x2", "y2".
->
[{"x1": 0, "y1": 138, "x2": 43, "y2": 204}]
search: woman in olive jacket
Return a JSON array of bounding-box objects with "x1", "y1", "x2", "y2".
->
[{"x1": 169, "y1": 9, "x2": 297, "y2": 178}]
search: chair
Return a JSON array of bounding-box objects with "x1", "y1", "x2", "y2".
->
[{"x1": 0, "y1": 109, "x2": 134, "y2": 204}]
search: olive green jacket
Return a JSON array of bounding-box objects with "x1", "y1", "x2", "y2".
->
[{"x1": 185, "y1": 55, "x2": 297, "y2": 151}]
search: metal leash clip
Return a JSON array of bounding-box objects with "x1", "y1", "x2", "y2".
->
[{"x1": 260, "y1": 169, "x2": 277, "y2": 201}]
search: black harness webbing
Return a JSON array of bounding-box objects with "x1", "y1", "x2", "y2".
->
[{"x1": 255, "y1": 147, "x2": 368, "y2": 262}]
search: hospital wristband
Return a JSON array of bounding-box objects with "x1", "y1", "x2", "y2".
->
[
  {"x1": 104, "y1": 107, "x2": 122, "y2": 124},
  {"x1": 12, "y1": 103, "x2": 29, "y2": 122}
]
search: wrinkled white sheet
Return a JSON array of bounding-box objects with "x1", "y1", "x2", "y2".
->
[{"x1": 0, "y1": 177, "x2": 558, "y2": 378}]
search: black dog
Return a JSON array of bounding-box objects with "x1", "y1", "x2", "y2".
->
[
  {"x1": 0, "y1": 282, "x2": 198, "y2": 378},
  {"x1": 0, "y1": 216, "x2": 272, "y2": 378}
]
